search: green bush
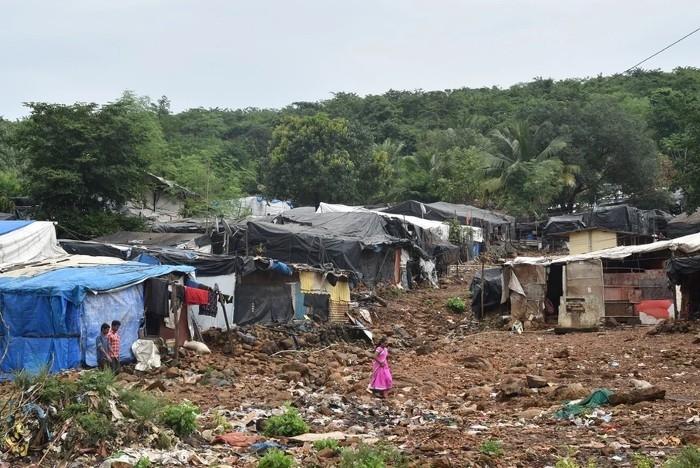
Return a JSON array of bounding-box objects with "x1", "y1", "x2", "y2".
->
[
  {"x1": 665, "y1": 446, "x2": 700, "y2": 468},
  {"x1": 339, "y1": 443, "x2": 406, "y2": 468},
  {"x1": 77, "y1": 413, "x2": 114, "y2": 445},
  {"x1": 161, "y1": 402, "x2": 199, "y2": 437},
  {"x1": 120, "y1": 388, "x2": 163, "y2": 425},
  {"x1": 479, "y1": 439, "x2": 503, "y2": 457},
  {"x1": 258, "y1": 448, "x2": 294, "y2": 468},
  {"x1": 446, "y1": 296, "x2": 466, "y2": 313},
  {"x1": 632, "y1": 453, "x2": 654, "y2": 468},
  {"x1": 263, "y1": 405, "x2": 309, "y2": 437},
  {"x1": 38, "y1": 375, "x2": 78, "y2": 405},
  {"x1": 134, "y1": 458, "x2": 152, "y2": 468},
  {"x1": 77, "y1": 369, "x2": 116, "y2": 396},
  {"x1": 313, "y1": 438, "x2": 340, "y2": 452}
]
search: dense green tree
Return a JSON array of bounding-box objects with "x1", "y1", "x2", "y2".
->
[
  {"x1": 14, "y1": 94, "x2": 165, "y2": 234},
  {"x1": 264, "y1": 114, "x2": 377, "y2": 206}
]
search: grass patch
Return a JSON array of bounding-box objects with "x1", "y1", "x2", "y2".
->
[
  {"x1": 258, "y1": 448, "x2": 294, "y2": 468},
  {"x1": 479, "y1": 439, "x2": 503, "y2": 457},
  {"x1": 313, "y1": 438, "x2": 340, "y2": 452},
  {"x1": 263, "y1": 405, "x2": 309, "y2": 437},
  {"x1": 76, "y1": 413, "x2": 114, "y2": 445},
  {"x1": 161, "y1": 401, "x2": 199, "y2": 437},
  {"x1": 664, "y1": 446, "x2": 700, "y2": 468},
  {"x1": 119, "y1": 388, "x2": 164, "y2": 426},
  {"x1": 446, "y1": 296, "x2": 466, "y2": 313},
  {"x1": 554, "y1": 456, "x2": 597, "y2": 468},
  {"x1": 631, "y1": 452, "x2": 654, "y2": 468},
  {"x1": 77, "y1": 369, "x2": 116, "y2": 396},
  {"x1": 339, "y1": 443, "x2": 406, "y2": 468},
  {"x1": 134, "y1": 457, "x2": 152, "y2": 468}
]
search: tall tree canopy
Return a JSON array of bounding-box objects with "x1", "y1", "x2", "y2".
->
[{"x1": 6, "y1": 67, "x2": 700, "y2": 231}]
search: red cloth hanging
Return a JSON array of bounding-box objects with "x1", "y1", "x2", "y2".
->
[{"x1": 184, "y1": 286, "x2": 209, "y2": 305}]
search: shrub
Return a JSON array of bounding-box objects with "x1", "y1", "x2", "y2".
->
[
  {"x1": 134, "y1": 458, "x2": 152, "y2": 468},
  {"x1": 263, "y1": 405, "x2": 309, "y2": 437},
  {"x1": 554, "y1": 457, "x2": 597, "y2": 468},
  {"x1": 161, "y1": 402, "x2": 199, "y2": 437},
  {"x1": 665, "y1": 446, "x2": 700, "y2": 468},
  {"x1": 59, "y1": 402, "x2": 89, "y2": 420},
  {"x1": 313, "y1": 438, "x2": 340, "y2": 452},
  {"x1": 258, "y1": 448, "x2": 294, "y2": 468},
  {"x1": 479, "y1": 439, "x2": 503, "y2": 457},
  {"x1": 631, "y1": 453, "x2": 654, "y2": 468},
  {"x1": 446, "y1": 296, "x2": 466, "y2": 313},
  {"x1": 76, "y1": 413, "x2": 114, "y2": 445},
  {"x1": 77, "y1": 369, "x2": 116, "y2": 396},
  {"x1": 120, "y1": 388, "x2": 163, "y2": 425},
  {"x1": 38, "y1": 375, "x2": 78, "y2": 405},
  {"x1": 339, "y1": 443, "x2": 406, "y2": 468}
]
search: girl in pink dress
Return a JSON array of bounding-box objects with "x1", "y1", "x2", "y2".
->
[{"x1": 368, "y1": 337, "x2": 393, "y2": 398}]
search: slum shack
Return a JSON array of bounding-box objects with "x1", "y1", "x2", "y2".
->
[{"x1": 505, "y1": 232, "x2": 700, "y2": 331}]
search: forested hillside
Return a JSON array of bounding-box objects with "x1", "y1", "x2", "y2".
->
[{"x1": 1, "y1": 68, "x2": 700, "y2": 236}]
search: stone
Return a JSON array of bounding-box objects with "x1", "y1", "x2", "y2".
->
[
  {"x1": 526, "y1": 374, "x2": 548, "y2": 388},
  {"x1": 462, "y1": 355, "x2": 493, "y2": 370},
  {"x1": 549, "y1": 383, "x2": 588, "y2": 401},
  {"x1": 281, "y1": 371, "x2": 302, "y2": 382},
  {"x1": 317, "y1": 448, "x2": 337, "y2": 459},
  {"x1": 553, "y1": 349, "x2": 570, "y2": 359},
  {"x1": 282, "y1": 362, "x2": 310, "y2": 376},
  {"x1": 165, "y1": 367, "x2": 180, "y2": 378},
  {"x1": 416, "y1": 343, "x2": 434, "y2": 356}
]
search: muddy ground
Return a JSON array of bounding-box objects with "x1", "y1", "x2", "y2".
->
[
  {"x1": 4, "y1": 272, "x2": 700, "y2": 467},
  {"x1": 138, "y1": 276, "x2": 700, "y2": 467}
]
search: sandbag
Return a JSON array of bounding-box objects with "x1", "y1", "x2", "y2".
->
[{"x1": 183, "y1": 340, "x2": 211, "y2": 354}]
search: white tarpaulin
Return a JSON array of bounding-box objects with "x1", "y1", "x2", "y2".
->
[
  {"x1": 131, "y1": 339, "x2": 161, "y2": 371},
  {"x1": 316, "y1": 202, "x2": 483, "y2": 243},
  {"x1": 236, "y1": 196, "x2": 292, "y2": 217},
  {"x1": 0, "y1": 221, "x2": 66, "y2": 268},
  {"x1": 509, "y1": 231, "x2": 700, "y2": 266}
]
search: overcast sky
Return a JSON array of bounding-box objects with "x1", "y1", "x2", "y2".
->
[{"x1": 1, "y1": 0, "x2": 699, "y2": 119}]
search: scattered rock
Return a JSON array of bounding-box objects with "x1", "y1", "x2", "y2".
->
[
  {"x1": 462, "y1": 355, "x2": 493, "y2": 370},
  {"x1": 415, "y1": 343, "x2": 434, "y2": 356},
  {"x1": 608, "y1": 386, "x2": 666, "y2": 405},
  {"x1": 550, "y1": 383, "x2": 588, "y2": 401},
  {"x1": 526, "y1": 375, "x2": 548, "y2": 388},
  {"x1": 165, "y1": 367, "x2": 180, "y2": 378},
  {"x1": 317, "y1": 448, "x2": 337, "y2": 459},
  {"x1": 553, "y1": 349, "x2": 570, "y2": 359}
]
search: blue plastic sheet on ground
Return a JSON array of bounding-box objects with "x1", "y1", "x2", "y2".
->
[
  {"x1": 82, "y1": 285, "x2": 144, "y2": 367},
  {"x1": 0, "y1": 336, "x2": 81, "y2": 374},
  {"x1": 0, "y1": 220, "x2": 33, "y2": 236},
  {"x1": 0, "y1": 263, "x2": 194, "y2": 304}
]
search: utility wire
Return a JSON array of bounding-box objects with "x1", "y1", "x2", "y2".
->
[{"x1": 624, "y1": 26, "x2": 700, "y2": 74}]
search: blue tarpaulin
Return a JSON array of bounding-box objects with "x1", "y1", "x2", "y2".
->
[
  {"x1": 0, "y1": 220, "x2": 33, "y2": 236},
  {"x1": 0, "y1": 263, "x2": 194, "y2": 304},
  {"x1": 0, "y1": 262, "x2": 194, "y2": 375}
]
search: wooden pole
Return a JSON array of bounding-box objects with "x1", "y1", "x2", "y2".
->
[
  {"x1": 671, "y1": 250, "x2": 679, "y2": 320},
  {"x1": 480, "y1": 257, "x2": 485, "y2": 320},
  {"x1": 171, "y1": 281, "x2": 179, "y2": 365}
]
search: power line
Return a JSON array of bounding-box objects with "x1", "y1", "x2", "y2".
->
[{"x1": 624, "y1": 25, "x2": 700, "y2": 74}]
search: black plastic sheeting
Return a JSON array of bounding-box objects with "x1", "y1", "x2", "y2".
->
[
  {"x1": 470, "y1": 267, "x2": 503, "y2": 313},
  {"x1": 543, "y1": 214, "x2": 586, "y2": 236},
  {"x1": 234, "y1": 284, "x2": 294, "y2": 326},
  {"x1": 667, "y1": 211, "x2": 700, "y2": 239},
  {"x1": 237, "y1": 220, "x2": 398, "y2": 285},
  {"x1": 381, "y1": 200, "x2": 514, "y2": 234},
  {"x1": 667, "y1": 255, "x2": 700, "y2": 284},
  {"x1": 60, "y1": 240, "x2": 132, "y2": 260},
  {"x1": 58, "y1": 240, "x2": 240, "y2": 276},
  {"x1": 544, "y1": 205, "x2": 671, "y2": 237}
]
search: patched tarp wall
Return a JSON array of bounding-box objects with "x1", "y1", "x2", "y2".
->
[
  {"x1": 470, "y1": 267, "x2": 504, "y2": 313},
  {"x1": 0, "y1": 262, "x2": 193, "y2": 374},
  {"x1": 0, "y1": 294, "x2": 82, "y2": 374},
  {"x1": 82, "y1": 285, "x2": 144, "y2": 367}
]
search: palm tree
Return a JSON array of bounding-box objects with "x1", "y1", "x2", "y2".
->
[{"x1": 484, "y1": 121, "x2": 575, "y2": 192}]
